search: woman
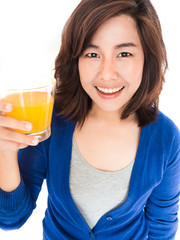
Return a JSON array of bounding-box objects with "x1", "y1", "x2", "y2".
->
[{"x1": 0, "y1": 0, "x2": 180, "y2": 239}]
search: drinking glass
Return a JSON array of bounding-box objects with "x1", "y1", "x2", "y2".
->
[{"x1": 0, "y1": 79, "x2": 56, "y2": 142}]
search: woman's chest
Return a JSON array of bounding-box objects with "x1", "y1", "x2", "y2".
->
[{"x1": 73, "y1": 123, "x2": 140, "y2": 172}]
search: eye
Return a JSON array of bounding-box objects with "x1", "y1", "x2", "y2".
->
[
  {"x1": 86, "y1": 53, "x2": 100, "y2": 58},
  {"x1": 118, "y1": 52, "x2": 132, "y2": 58}
]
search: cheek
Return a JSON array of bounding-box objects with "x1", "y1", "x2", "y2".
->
[
  {"x1": 78, "y1": 59, "x2": 84, "y2": 79},
  {"x1": 78, "y1": 60, "x2": 92, "y2": 91},
  {"x1": 120, "y1": 60, "x2": 144, "y2": 87},
  {"x1": 78, "y1": 60, "x2": 86, "y2": 86},
  {"x1": 78, "y1": 59, "x2": 97, "y2": 85},
  {"x1": 79, "y1": 60, "x2": 89, "y2": 80}
]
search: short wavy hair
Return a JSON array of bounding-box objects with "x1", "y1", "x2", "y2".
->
[{"x1": 54, "y1": 0, "x2": 168, "y2": 127}]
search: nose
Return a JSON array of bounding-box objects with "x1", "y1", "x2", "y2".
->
[{"x1": 98, "y1": 58, "x2": 119, "y2": 81}]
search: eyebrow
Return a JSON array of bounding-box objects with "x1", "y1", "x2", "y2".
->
[
  {"x1": 115, "y1": 42, "x2": 137, "y2": 49},
  {"x1": 86, "y1": 42, "x2": 137, "y2": 49}
]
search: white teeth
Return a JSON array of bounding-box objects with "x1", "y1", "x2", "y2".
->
[{"x1": 97, "y1": 87, "x2": 124, "y2": 94}]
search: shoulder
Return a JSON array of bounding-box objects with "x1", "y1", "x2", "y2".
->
[
  {"x1": 51, "y1": 105, "x2": 75, "y2": 130},
  {"x1": 152, "y1": 111, "x2": 179, "y2": 140},
  {"x1": 44, "y1": 106, "x2": 76, "y2": 146},
  {"x1": 40, "y1": 107, "x2": 75, "y2": 151},
  {"x1": 145, "y1": 111, "x2": 180, "y2": 158},
  {"x1": 157, "y1": 111, "x2": 179, "y2": 129}
]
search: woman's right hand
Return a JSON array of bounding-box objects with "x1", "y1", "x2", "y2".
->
[{"x1": 0, "y1": 100, "x2": 39, "y2": 151}]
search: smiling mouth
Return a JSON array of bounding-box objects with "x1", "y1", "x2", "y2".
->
[{"x1": 96, "y1": 86, "x2": 125, "y2": 94}]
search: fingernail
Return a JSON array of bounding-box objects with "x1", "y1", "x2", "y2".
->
[
  {"x1": 25, "y1": 123, "x2": 32, "y2": 131},
  {"x1": 5, "y1": 103, "x2": 12, "y2": 112},
  {"x1": 32, "y1": 138, "x2": 39, "y2": 145}
]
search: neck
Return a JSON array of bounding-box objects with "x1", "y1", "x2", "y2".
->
[{"x1": 88, "y1": 105, "x2": 137, "y2": 125}]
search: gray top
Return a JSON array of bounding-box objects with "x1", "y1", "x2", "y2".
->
[{"x1": 69, "y1": 136, "x2": 134, "y2": 229}]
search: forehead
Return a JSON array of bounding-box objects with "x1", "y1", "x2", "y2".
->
[{"x1": 90, "y1": 14, "x2": 141, "y2": 46}]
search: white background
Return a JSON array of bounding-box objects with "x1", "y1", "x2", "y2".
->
[{"x1": 0, "y1": 0, "x2": 180, "y2": 239}]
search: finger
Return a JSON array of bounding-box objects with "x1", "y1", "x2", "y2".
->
[
  {"x1": 0, "y1": 127, "x2": 39, "y2": 147},
  {"x1": 18, "y1": 143, "x2": 29, "y2": 149},
  {"x1": 0, "y1": 138, "x2": 24, "y2": 151},
  {"x1": 0, "y1": 115, "x2": 32, "y2": 131},
  {"x1": 0, "y1": 139, "x2": 30, "y2": 151},
  {"x1": 0, "y1": 100, "x2": 13, "y2": 112}
]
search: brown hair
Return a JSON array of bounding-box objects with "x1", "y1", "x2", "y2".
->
[{"x1": 54, "y1": 0, "x2": 168, "y2": 127}]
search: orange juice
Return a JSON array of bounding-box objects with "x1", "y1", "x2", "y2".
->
[{"x1": 4, "y1": 91, "x2": 54, "y2": 134}]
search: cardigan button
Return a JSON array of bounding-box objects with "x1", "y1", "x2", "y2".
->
[
  {"x1": 89, "y1": 232, "x2": 94, "y2": 239},
  {"x1": 106, "y1": 216, "x2": 113, "y2": 221}
]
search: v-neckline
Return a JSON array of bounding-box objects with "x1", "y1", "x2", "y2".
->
[{"x1": 64, "y1": 122, "x2": 147, "y2": 231}]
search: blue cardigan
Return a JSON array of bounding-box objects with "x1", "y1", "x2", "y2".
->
[{"x1": 0, "y1": 111, "x2": 180, "y2": 239}]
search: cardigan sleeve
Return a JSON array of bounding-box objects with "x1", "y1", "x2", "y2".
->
[
  {"x1": 145, "y1": 131, "x2": 180, "y2": 239},
  {"x1": 0, "y1": 141, "x2": 48, "y2": 230}
]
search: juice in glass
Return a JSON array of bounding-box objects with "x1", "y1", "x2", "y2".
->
[{"x1": 1, "y1": 81, "x2": 55, "y2": 142}]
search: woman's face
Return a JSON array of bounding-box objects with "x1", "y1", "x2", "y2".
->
[{"x1": 78, "y1": 14, "x2": 144, "y2": 115}]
